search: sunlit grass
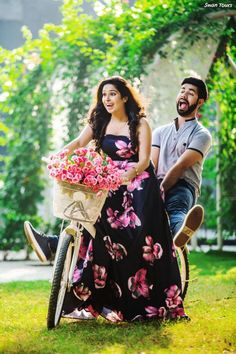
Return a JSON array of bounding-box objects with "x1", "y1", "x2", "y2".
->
[{"x1": 0, "y1": 251, "x2": 235, "y2": 353}]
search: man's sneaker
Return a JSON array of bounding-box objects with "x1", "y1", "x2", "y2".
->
[
  {"x1": 24, "y1": 221, "x2": 53, "y2": 262},
  {"x1": 173, "y1": 205, "x2": 204, "y2": 248}
]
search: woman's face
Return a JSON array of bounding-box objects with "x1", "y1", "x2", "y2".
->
[{"x1": 102, "y1": 84, "x2": 127, "y2": 115}]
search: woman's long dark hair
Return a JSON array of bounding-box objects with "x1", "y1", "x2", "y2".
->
[{"x1": 88, "y1": 76, "x2": 146, "y2": 152}]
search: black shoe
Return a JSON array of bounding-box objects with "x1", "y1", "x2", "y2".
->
[{"x1": 24, "y1": 221, "x2": 53, "y2": 262}]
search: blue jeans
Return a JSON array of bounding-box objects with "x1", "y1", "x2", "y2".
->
[{"x1": 161, "y1": 179, "x2": 196, "y2": 237}]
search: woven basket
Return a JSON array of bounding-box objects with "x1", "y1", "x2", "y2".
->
[{"x1": 53, "y1": 180, "x2": 108, "y2": 224}]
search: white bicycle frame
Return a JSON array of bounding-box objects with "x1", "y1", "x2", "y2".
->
[{"x1": 51, "y1": 221, "x2": 83, "y2": 290}]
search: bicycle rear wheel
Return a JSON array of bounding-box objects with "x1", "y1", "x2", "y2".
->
[
  {"x1": 47, "y1": 232, "x2": 73, "y2": 329},
  {"x1": 176, "y1": 246, "x2": 189, "y2": 299}
]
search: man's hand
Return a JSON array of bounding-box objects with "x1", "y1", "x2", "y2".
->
[
  {"x1": 161, "y1": 149, "x2": 202, "y2": 192},
  {"x1": 160, "y1": 182, "x2": 165, "y2": 202}
]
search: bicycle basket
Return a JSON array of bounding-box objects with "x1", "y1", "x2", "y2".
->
[{"x1": 53, "y1": 181, "x2": 108, "y2": 224}]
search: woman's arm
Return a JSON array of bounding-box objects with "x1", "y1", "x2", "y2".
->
[
  {"x1": 60, "y1": 125, "x2": 93, "y2": 155},
  {"x1": 122, "y1": 118, "x2": 151, "y2": 181}
]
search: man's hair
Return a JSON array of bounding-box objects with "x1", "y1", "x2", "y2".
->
[{"x1": 181, "y1": 77, "x2": 208, "y2": 101}]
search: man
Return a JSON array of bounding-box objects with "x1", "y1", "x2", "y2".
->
[{"x1": 151, "y1": 76, "x2": 212, "y2": 248}]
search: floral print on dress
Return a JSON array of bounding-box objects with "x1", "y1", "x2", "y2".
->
[
  {"x1": 143, "y1": 236, "x2": 163, "y2": 265},
  {"x1": 103, "y1": 235, "x2": 127, "y2": 261},
  {"x1": 165, "y1": 285, "x2": 182, "y2": 309},
  {"x1": 106, "y1": 208, "x2": 123, "y2": 229},
  {"x1": 172, "y1": 243, "x2": 177, "y2": 258},
  {"x1": 127, "y1": 171, "x2": 150, "y2": 192},
  {"x1": 169, "y1": 306, "x2": 186, "y2": 319},
  {"x1": 115, "y1": 140, "x2": 135, "y2": 158},
  {"x1": 122, "y1": 191, "x2": 132, "y2": 209},
  {"x1": 72, "y1": 265, "x2": 81, "y2": 283},
  {"x1": 120, "y1": 206, "x2": 141, "y2": 228},
  {"x1": 106, "y1": 207, "x2": 141, "y2": 229},
  {"x1": 145, "y1": 306, "x2": 167, "y2": 319},
  {"x1": 106, "y1": 192, "x2": 141, "y2": 230},
  {"x1": 73, "y1": 283, "x2": 91, "y2": 301},
  {"x1": 78, "y1": 235, "x2": 87, "y2": 260},
  {"x1": 83, "y1": 239, "x2": 94, "y2": 269},
  {"x1": 145, "y1": 303, "x2": 185, "y2": 320},
  {"x1": 110, "y1": 280, "x2": 122, "y2": 298},
  {"x1": 104, "y1": 310, "x2": 124, "y2": 322},
  {"x1": 128, "y1": 268, "x2": 152, "y2": 299},
  {"x1": 114, "y1": 160, "x2": 133, "y2": 171},
  {"x1": 86, "y1": 240, "x2": 93, "y2": 262},
  {"x1": 93, "y1": 264, "x2": 107, "y2": 288}
]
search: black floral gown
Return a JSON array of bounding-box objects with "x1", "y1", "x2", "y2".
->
[{"x1": 64, "y1": 134, "x2": 187, "y2": 321}]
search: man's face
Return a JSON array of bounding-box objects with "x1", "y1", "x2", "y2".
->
[{"x1": 176, "y1": 83, "x2": 200, "y2": 117}]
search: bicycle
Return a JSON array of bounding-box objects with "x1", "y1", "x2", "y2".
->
[
  {"x1": 176, "y1": 245, "x2": 190, "y2": 299},
  {"x1": 47, "y1": 181, "x2": 108, "y2": 329},
  {"x1": 47, "y1": 181, "x2": 190, "y2": 329}
]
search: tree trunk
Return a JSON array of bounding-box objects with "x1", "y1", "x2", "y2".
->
[{"x1": 216, "y1": 103, "x2": 223, "y2": 250}]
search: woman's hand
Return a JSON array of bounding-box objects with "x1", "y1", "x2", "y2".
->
[{"x1": 121, "y1": 168, "x2": 137, "y2": 184}]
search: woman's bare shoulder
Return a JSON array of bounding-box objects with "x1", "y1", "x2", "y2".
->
[{"x1": 139, "y1": 117, "x2": 151, "y2": 131}]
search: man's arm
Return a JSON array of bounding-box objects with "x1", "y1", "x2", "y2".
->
[
  {"x1": 151, "y1": 146, "x2": 160, "y2": 172},
  {"x1": 160, "y1": 149, "x2": 202, "y2": 192}
]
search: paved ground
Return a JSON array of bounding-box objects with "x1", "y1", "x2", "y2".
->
[{"x1": 0, "y1": 260, "x2": 53, "y2": 283}]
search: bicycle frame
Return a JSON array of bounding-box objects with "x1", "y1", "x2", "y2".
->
[{"x1": 51, "y1": 221, "x2": 83, "y2": 290}]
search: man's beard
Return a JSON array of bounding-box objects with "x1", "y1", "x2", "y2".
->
[{"x1": 176, "y1": 100, "x2": 198, "y2": 117}]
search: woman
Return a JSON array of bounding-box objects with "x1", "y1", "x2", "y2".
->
[{"x1": 25, "y1": 76, "x2": 188, "y2": 322}]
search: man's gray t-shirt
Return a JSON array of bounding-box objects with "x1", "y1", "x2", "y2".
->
[{"x1": 152, "y1": 118, "x2": 212, "y2": 195}]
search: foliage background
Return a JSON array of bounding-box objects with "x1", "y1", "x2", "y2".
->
[{"x1": 0, "y1": 0, "x2": 235, "y2": 252}]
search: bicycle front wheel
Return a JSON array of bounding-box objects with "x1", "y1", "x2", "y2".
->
[
  {"x1": 47, "y1": 232, "x2": 73, "y2": 329},
  {"x1": 176, "y1": 246, "x2": 189, "y2": 300}
]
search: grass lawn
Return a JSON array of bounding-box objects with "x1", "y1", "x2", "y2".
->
[{"x1": 0, "y1": 251, "x2": 235, "y2": 354}]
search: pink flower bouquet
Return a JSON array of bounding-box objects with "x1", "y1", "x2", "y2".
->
[
  {"x1": 47, "y1": 147, "x2": 122, "y2": 192},
  {"x1": 47, "y1": 147, "x2": 123, "y2": 229}
]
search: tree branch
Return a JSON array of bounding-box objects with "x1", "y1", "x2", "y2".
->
[
  {"x1": 227, "y1": 54, "x2": 236, "y2": 78},
  {"x1": 206, "y1": 10, "x2": 236, "y2": 20}
]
